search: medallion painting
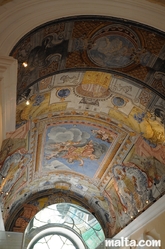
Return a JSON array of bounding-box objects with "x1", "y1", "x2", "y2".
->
[
  {"x1": 74, "y1": 71, "x2": 111, "y2": 100},
  {"x1": 11, "y1": 16, "x2": 165, "y2": 99},
  {"x1": 87, "y1": 25, "x2": 140, "y2": 69},
  {"x1": 43, "y1": 124, "x2": 117, "y2": 177}
]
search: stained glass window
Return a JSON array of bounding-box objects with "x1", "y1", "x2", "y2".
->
[
  {"x1": 32, "y1": 234, "x2": 76, "y2": 249},
  {"x1": 23, "y1": 203, "x2": 105, "y2": 249}
]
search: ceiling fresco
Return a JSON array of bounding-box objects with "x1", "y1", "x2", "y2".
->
[
  {"x1": 10, "y1": 16, "x2": 165, "y2": 99},
  {"x1": 1, "y1": 16, "x2": 165, "y2": 238}
]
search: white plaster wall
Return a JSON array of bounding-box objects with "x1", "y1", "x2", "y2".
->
[{"x1": 0, "y1": 231, "x2": 23, "y2": 249}]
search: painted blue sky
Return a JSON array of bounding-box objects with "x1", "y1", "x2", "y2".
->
[{"x1": 43, "y1": 124, "x2": 114, "y2": 178}]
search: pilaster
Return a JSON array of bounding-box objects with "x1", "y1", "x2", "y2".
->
[{"x1": 0, "y1": 56, "x2": 17, "y2": 149}]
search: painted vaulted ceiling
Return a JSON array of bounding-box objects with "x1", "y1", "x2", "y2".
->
[{"x1": 1, "y1": 2, "x2": 165, "y2": 239}]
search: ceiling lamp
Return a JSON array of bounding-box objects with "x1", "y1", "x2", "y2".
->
[
  {"x1": 0, "y1": 173, "x2": 5, "y2": 180},
  {"x1": 22, "y1": 62, "x2": 28, "y2": 67},
  {"x1": 26, "y1": 100, "x2": 30, "y2": 105}
]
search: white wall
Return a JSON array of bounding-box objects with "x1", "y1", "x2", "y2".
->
[{"x1": 0, "y1": 231, "x2": 23, "y2": 249}]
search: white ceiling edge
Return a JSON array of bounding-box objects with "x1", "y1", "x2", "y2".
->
[
  {"x1": 0, "y1": 0, "x2": 165, "y2": 55},
  {"x1": 113, "y1": 194, "x2": 165, "y2": 239}
]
